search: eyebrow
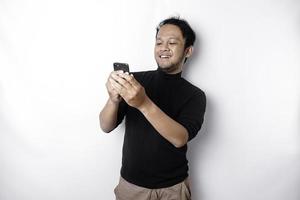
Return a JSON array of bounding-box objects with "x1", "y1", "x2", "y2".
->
[{"x1": 156, "y1": 37, "x2": 180, "y2": 41}]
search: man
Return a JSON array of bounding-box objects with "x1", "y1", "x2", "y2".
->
[{"x1": 99, "y1": 17, "x2": 206, "y2": 200}]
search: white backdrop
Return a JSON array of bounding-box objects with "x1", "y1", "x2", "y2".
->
[{"x1": 1, "y1": 0, "x2": 300, "y2": 199}]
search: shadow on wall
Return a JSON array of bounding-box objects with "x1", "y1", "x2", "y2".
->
[
  {"x1": 294, "y1": 0, "x2": 300, "y2": 157},
  {"x1": 183, "y1": 30, "x2": 215, "y2": 199},
  {"x1": 187, "y1": 95, "x2": 215, "y2": 200},
  {"x1": 0, "y1": 82, "x2": 15, "y2": 134},
  {"x1": 183, "y1": 29, "x2": 203, "y2": 77},
  {"x1": 186, "y1": 2, "x2": 300, "y2": 198},
  {"x1": 0, "y1": 82, "x2": 6, "y2": 131}
]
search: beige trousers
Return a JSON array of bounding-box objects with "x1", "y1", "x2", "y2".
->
[{"x1": 114, "y1": 177, "x2": 192, "y2": 200}]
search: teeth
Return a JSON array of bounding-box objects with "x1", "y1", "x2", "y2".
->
[{"x1": 160, "y1": 56, "x2": 170, "y2": 58}]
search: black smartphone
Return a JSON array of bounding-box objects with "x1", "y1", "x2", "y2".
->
[{"x1": 113, "y1": 62, "x2": 130, "y2": 72}]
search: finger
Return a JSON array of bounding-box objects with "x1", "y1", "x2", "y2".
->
[
  {"x1": 109, "y1": 77, "x2": 123, "y2": 93},
  {"x1": 107, "y1": 82, "x2": 119, "y2": 94},
  {"x1": 114, "y1": 70, "x2": 124, "y2": 74},
  {"x1": 111, "y1": 73, "x2": 132, "y2": 90},
  {"x1": 118, "y1": 73, "x2": 139, "y2": 89},
  {"x1": 110, "y1": 70, "x2": 124, "y2": 79}
]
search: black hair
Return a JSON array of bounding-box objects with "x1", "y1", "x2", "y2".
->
[{"x1": 156, "y1": 16, "x2": 196, "y2": 49}]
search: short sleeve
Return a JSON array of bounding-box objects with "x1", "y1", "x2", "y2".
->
[
  {"x1": 176, "y1": 91, "x2": 206, "y2": 141},
  {"x1": 116, "y1": 99, "x2": 128, "y2": 126}
]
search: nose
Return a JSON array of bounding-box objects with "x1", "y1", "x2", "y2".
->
[{"x1": 161, "y1": 43, "x2": 170, "y2": 51}]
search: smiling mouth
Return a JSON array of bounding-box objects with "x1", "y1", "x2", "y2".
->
[{"x1": 159, "y1": 55, "x2": 171, "y2": 59}]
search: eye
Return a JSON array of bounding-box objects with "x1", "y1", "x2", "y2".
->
[
  {"x1": 156, "y1": 42, "x2": 162, "y2": 46},
  {"x1": 168, "y1": 41, "x2": 178, "y2": 45}
]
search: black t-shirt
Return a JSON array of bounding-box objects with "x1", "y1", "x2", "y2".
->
[{"x1": 116, "y1": 68, "x2": 206, "y2": 189}]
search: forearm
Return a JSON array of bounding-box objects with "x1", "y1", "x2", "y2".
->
[
  {"x1": 99, "y1": 98, "x2": 120, "y2": 133},
  {"x1": 138, "y1": 97, "x2": 188, "y2": 148}
]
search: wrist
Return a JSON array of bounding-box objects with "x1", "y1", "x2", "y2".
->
[
  {"x1": 137, "y1": 96, "x2": 153, "y2": 116},
  {"x1": 108, "y1": 97, "x2": 120, "y2": 106}
]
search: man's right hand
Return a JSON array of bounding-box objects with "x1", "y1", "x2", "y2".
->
[
  {"x1": 106, "y1": 70, "x2": 123, "y2": 103},
  {"x1": 100, "y1": 70, "x2": 125, "y2": 133}
]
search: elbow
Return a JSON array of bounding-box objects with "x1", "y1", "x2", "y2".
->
[
  {"x1": 99, "y1": 123, "x2": 115, "y2": 133},
  {"x1": 99, "y1": 120, "x2": 114, "y2": 134},
  {"x1": 174, "y1": 141, "x2": 187, "y2": 148},
  {"x1": 173, "y1": 131, "x2": 189, "y2": 148},
  {"x1": 101, "y1": 127, "x2": 113, "y2": 133},
  {"x1": 172, "y1": 129, "x2": 189, "y2": 148},
  {"x1": 173, "y1": 138, "x2": 188, "y2": 148},
  {"x1": 99, "y1": 113, "x2": 115, "y2": 133}
]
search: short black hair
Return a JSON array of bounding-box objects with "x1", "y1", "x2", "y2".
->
[{"x1": 156, "y1": 16, "x2": 196, "y2": 49}]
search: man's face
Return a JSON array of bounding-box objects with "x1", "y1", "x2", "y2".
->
[{"x1": 154, "y1": 24, "x2": 187, "y2": 74}]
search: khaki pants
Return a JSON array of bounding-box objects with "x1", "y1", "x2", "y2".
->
[{"x1": 114, "y1": 177, "x2": 192, "y2": 200}]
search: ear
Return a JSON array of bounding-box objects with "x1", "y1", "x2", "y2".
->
[{"x1": 185, "y1": 46, "x2": 193, "y2": 58}]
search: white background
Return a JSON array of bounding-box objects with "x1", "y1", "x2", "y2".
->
[{"x1": 1, "y1": 0, "x2": 300, "y2": 199}]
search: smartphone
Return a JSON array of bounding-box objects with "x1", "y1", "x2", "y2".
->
[{"x1": 113, "y1": 62, "x2": 130, "y2": 73}]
